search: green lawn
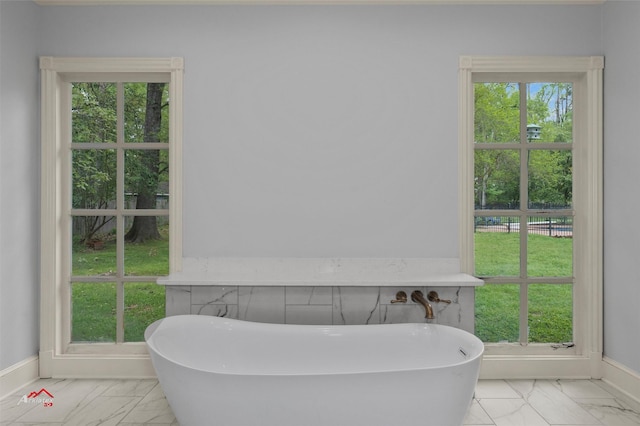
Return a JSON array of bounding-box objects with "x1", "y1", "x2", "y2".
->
[
  {"x1": 71, "y1": 227, "x2": 168, "y2": 342},
  {"x1": 71, "y1": 227, "x2": 574, "y2": 344},
  {"x1": 474, "y1": 232, "x2": 573, "y2": 343}
]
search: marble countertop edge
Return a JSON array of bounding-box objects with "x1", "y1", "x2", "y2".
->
[{"x1": 157, "y1": 275, "x2": 484, "y2": 287}]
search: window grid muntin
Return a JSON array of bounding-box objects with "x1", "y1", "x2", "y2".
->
[{"x1": 474, "y1": 81, "x2": 574, "y2": 345}]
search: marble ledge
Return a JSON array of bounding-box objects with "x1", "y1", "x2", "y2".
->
[{"x1": 157, "y1": 257, "x2": 484, "y2": 287}]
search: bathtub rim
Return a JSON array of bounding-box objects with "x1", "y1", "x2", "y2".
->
[{"x1": 145, "y1": 315, "x2": 484, "y2": 377}]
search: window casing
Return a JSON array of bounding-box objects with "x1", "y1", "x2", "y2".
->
[
  {"x1": 40, "y1": 57, "x2": 183, "y2": 378},
  {"x1": 459, "y1": 56, "x2": 603, "y2": 378}
]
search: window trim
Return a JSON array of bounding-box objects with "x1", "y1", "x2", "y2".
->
[
  {"x1": 458, "y1": 56, "x2": 603, "y2": 378},
  {"x1": 39, "y1": 57, "x2": 183, "y2": 378}
]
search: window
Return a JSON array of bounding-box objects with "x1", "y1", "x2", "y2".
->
[
  {"x1": 474, "y1": 81, "x2": 574, "y2": 345},
  {"x1": 40, "y1": 57, "x2": 183, "y2": 377},
  {"x1": 70, "y1": 81, "x2": 170, "y2": 345},
  {"x1": 459, "y1": 57, "x2": 603, "y2": 378}
]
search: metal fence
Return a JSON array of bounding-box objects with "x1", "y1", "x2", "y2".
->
[{"x1": 475, "y1": 216, "x2": 573, "y2": 237}]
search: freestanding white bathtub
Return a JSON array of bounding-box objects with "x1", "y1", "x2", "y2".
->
[{"x1": 145, "y1": 315, "x2": 484, "y2": 426}]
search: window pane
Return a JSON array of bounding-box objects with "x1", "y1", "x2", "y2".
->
[
  {"x1": 72, "y1": 216, "x2": 116, "y2": 276},
  {"x1": 72, "y1": 83, "x2": 117, "y2": 143},
  {"x1": 71, "y1": 282, "x2": 116, "y2": 342},
  {"x1": 72, "y1": 149, "x2": 116, "y2": 209},
  {"x1": 475, "y1": 216, "x2": 520, "y2": 277},
  {"x1": 475, "y1": 284, "x2": 520, "y2": 343},
  {"x1": 528, "y1": 150, "x2": 572, "y2": 209},
  {"x1": 475, "y1": 150, "x2": 520, "y2": 209},
  {"x1": 528, "y1": 284, "x2": 573, "y2": 343},
  {"x1": 124, "y1": 83, "x2": 169, "y2": 143},
  {"x1": 124, "y1": 282, "x2": 165, "y2": 342},
  {"x1": 474, "y1": 83, "x2": 520, "y2": 143},
  {"x1": 124, "y1": 216, "x2": 169, "y2": 275},
  {"x1": 124, "y1": 149, "x2": 169, "y2": 209},
  {"x1": 527, "y1": 216, "x2": 573, "y2": 277},
  {"x1": 527, "y1": 83, "x2": 572, "y2": 144}
]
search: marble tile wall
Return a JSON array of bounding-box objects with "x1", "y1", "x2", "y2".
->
[{"x1": 166, "y1": 285, "x2": 475, "y2": 332}]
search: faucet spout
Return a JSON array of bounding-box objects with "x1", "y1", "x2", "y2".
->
[{"x1": 411, "y1": 290, "x2": 434, "y2": 319}]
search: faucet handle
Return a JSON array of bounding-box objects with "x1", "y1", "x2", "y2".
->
[
  {"x1": 427, "y1": 291, "x2": 451, "y2": 304},
  {"x1": 390, "y1": 291, "x2": 408, "y2": 304}
]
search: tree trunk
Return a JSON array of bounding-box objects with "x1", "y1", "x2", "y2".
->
[{"x1": 125, "y1": 83, "x2": 165, "y2": 243}]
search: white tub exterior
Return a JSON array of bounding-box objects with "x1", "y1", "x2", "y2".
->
[{"x1": 145, "y1": 315, "x2": 484, "y2": 426}]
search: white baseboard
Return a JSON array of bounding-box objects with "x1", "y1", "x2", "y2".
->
[
  {"x1": 480, "y1": 355, "x2": 595, "y2": 379},
  {"x1": 0, "y1": 356, "x2": 39, "y2": 401},
  {"x1": 43, "y1": 356, "x2": 156, "y2": 379},
  {"x1": 601, "y1": 357, "x2": 640, "y2": 409}
]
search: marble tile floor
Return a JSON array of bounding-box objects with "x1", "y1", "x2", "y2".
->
[{"x1": 1, "y1": 378, "x2": 639, "y2": 426}]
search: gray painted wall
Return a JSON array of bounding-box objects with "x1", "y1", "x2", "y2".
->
[
  {"x1": 0, "y1": 1, "x2": 41, "y2": 371},
  {"x1": 36, "y1": 4, "x2": 602, "y2": 258},
  {"x1": 602, "y1": 1, "x2": 640, "y2": 374},
  {"x1": 1, "y1": 1, "x2": 637, "y2": 376}
]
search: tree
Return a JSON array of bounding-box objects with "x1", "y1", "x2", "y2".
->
[
  {"x1": 71, "y1": 83, "x2": 117, "y2": 244},
  {"x1": 125, "y1": 82, "x2": 168, "y2": 243},
  {"x1": 474, "y1": 83, "x2": 520, "y2": 209},
  {"x1": 71, "y1": 82, "x2": 169, "y2": 244},
  {"x1": 474, "y1": 83, "x2": 520, "y2": 143},
  {"x1": 474, "y1": 82, "x2": 573, "y2": 210},
  {"x1": 528, "y1": 83, "x2": 573, "y2": 208}
]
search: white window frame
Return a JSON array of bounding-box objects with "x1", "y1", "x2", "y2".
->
[
  {"x1": 459, "y1": 56, "x2": 603, "y2": 379},
  {"x1": 39, "y1": 57, "x2": 183, "y2": 378}
]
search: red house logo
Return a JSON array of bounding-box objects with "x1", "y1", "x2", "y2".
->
[{"x1": 27, "y1": 388, "x2": 54, "y2": 399}]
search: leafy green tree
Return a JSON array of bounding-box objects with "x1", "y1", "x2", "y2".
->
[
  {"x1": 475, "y1": 150, "x2": 520, "y2": 209},
  {"x1": 474, "y1": 83, "x2": 520, "y2": 209},
  {"x1": 71, "y1": 83, "x2": 117, "y2": 243},
  {"x1": 124, "y1": 82, "x2": 169, "y2": 243},
  {"x1": 71, "y1": 82, "x2": 169, "y2": 244},
  {"x1": 528, "y1": 83, "x2": 573, "y2": 208},
  {"x1": 474, "y1": 82, "x2": 573, "y2": 210},
  {"x1": 474, "y1": 83, "x2": 520, "y2": 143}
]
